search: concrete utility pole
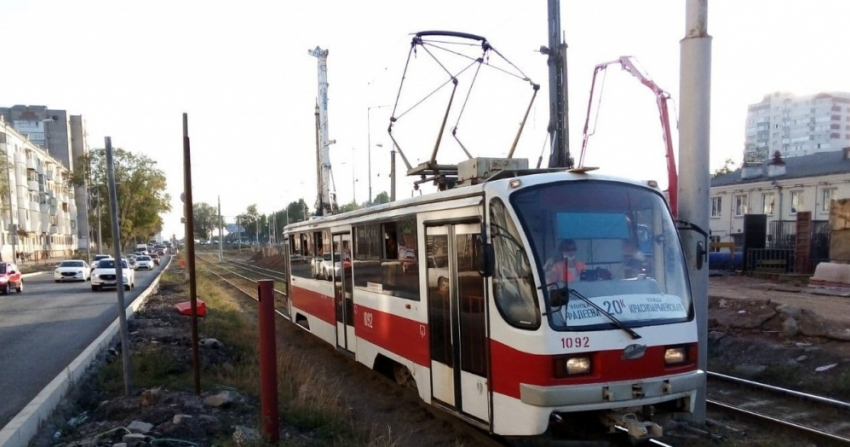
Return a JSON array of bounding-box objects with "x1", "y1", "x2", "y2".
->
[
  {"x1": 105, "y1": 137, "x2": 132, "y2": 396},
  {"x1": 678, "y1": 0, "x2": 711, "y2": 424},
  {"x1": 545, "y1": 0, "x2": 571, "y2": 168}
]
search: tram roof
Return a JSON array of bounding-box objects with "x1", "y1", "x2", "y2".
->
[{"x1": 284, "y1": 169, "x2": 659, "y2": 232}]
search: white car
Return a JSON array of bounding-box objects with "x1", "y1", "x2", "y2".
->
[
  {"x1": 91, "y1": 259, "x2": 135, "y2": 291},
  {"x1": 135, "y1": 256, "x2": 154, "y2": 270},
  {"x1": 54, "y1": 260, "x2": 90, "y2": 282}
]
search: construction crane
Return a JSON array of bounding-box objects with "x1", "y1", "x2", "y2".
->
[
  {"x1": 578, "y1": 56, "x2": 678, "y2": 218},
  {"x1": 309, "y1": 46, "x2": 338, "y2": 216}
]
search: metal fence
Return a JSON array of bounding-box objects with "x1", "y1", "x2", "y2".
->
[
  {"x1": 746, "y1": 248, "x2": 796, "y2": 274},
  {"x1": 761, "y1": 219, "x2": 830, "y2": 273}
]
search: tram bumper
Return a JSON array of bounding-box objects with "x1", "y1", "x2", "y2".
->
[{"x1": 520, "y1": 370, "x2": 704, "y2": 413}]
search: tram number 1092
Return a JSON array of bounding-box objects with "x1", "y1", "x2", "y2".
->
[{"x1": 561, "y1": 336, "x2": 590, "y2": 349}]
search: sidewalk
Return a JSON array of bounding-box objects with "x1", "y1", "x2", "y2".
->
[{"x1": 17, "y1": 255, "x2": 80, "y2": 274}]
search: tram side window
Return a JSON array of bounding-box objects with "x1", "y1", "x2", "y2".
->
[
  {"x1": 380, "y1": 217, "x2": 419, "y2": 300},
  {"x1": 354, "y1": 225, "x2": 382, "y2": 288},
  {"x1": 291, "y1": 233, "x2": 313, "y2": 279},
  {"x1": 490, "y1": 199, "x2": 540, "y2": 329}
]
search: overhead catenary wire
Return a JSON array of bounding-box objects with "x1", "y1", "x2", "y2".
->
[{"x1": 394, "y1": 60, "x2": 479, "y2": 120}]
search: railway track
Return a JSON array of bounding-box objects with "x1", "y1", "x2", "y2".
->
[
  {"x1": 194, "y1": 253, "x2": 516, "y2": 447},
  {"x1": 195, "y1": 252, "x2": 681, "y2": 447},
  {"x1": 707, "y1": 371, "x2": 850, "y2": 445}
]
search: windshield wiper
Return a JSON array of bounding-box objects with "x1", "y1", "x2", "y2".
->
[{"x1": 564, "y1": 288, "x2": 642, "y2": 340}]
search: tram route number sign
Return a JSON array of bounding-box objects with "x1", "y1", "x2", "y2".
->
[
  {"x1": 564, "y1": 294, "x2": 686, "y2": 327},
  {"x1": 363, "y1": 311, "x2": 374, "y2": 329}
]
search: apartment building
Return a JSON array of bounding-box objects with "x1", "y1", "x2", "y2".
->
[
  {"x1": 710, "y1": 149, "x2": 850, "y2": 248},
  {"x1": 0, "y1": 105, "x2": 90, "y2": 250},
  {"x1": 0, "y1": 117, "x2": 79, "y2": 261},
  {"x1": 744, "y1": 92, "x2": 850, "y2": 162}
]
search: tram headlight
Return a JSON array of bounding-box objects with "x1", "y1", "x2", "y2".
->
[
  {"x1": 664, "y1": 346, "x2": 687, "y2": 365},
  {"x1": 555, "y1": 356, "x2": 591, "y2": 377}
]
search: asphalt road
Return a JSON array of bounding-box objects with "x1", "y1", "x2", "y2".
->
[{"x1": 0, "y1": 256, "x2": 170, "y2": 429}]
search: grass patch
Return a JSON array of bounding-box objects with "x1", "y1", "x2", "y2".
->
[
  {"x1": 97, "y1": 259, "x2": 408, "y2": 446},
  {"x1": 97, "y1": 346, "x2": 191, "y2": 394}
]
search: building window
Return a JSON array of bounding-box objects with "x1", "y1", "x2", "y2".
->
[
  {"x1": 822, "y1": 188, "x2": 836, "y2": 213},
  {"x1": 791, "y1": 190, "x2": 804, "y2": 214},
  {"x1": 711, "y1": 197, "x2": 722, "y2": 218},
  {"x1": 734, "y1": 195, "x2": 748, "y2": 216},
  {"x1": 762, "y1": 193, "x2": 775, "y2": 215}
]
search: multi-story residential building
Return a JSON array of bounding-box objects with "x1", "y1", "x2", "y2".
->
[
  {"x1": 0, "y1": 105, "x2": 90, "y2": 251},
  {"x1": 744, "y1": 92, "x2": 850, "y2": 162},
  {"x1": 0, "y1": 117, "x2": 79, "y2": 261},
  {"x1": 710, "y1": 148, "x2": 850, "y2": 248}
]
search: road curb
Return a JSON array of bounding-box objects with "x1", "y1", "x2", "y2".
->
[
  {"x1": 21, "y1": 272, "x2": 44, "y2": 278},
  {"x1": 0, "y1": 256, "x2": 174, "y2": 447}
]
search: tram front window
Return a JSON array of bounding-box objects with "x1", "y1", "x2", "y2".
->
[{"x1": 511, "y1": 181, "x2": 692, "y2": 331}]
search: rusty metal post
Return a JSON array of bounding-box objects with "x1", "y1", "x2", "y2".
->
[
  {"x1": 182, "y1": 113, "x2": 201, "y2": 395},
  {"x1": 258, "y1": 279, "x2": 279, "y2": 442}
]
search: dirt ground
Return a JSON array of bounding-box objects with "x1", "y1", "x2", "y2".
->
[{"x1": 707, "y1": 275, "x2": 850, "y2": 400}]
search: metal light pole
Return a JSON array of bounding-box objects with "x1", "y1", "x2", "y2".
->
[
  {"x1": 678, "y1": 0, "x2": 711, "y2": 424},
  {"x1": 366, "y1": 104, "x2": 392, "y2": 206},
  {"x1": 390, "y1": 147, "x2": 396, "y2": 202},
  {"x1": 105, "y1": 137, "x2": 132, "y2": 396},
  {"x1": 217, "y1": 195, "x2": 223, "y2": 262},
  {"x1": 182, "y1": 113, "x2": 202, "y2": 395}
]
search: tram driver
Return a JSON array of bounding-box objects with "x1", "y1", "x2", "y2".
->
[{"x1": 543, "y1": 239, "x2": 587, "y2": 286}]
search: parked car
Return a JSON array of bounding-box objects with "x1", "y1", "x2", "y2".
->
[
  {"x1": 0, "y1": 262, "x2": 23, "y2": 294},
  {"x1": 135, "y1": 256, "x2": 154, "y2": 270},
  {"x1": 54, "y1": 260, "x2": 90, "y2": 282},
  {"x1": 91, "y1": 259, "x2": 135, "y2": 291}
]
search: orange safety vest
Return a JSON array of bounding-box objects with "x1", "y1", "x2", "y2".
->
[{"x1": 548, "y1": 259, "x2": 587, "y2": 283}]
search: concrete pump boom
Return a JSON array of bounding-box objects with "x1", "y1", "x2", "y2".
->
[
  {"x1": 578, "y1": 56, "x2": 678, "y2": 218},
  {"x1": 309, "y1": 46, "x2": 338, "y2": 216}
]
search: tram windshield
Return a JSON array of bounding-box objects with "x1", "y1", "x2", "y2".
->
[{"x1": 510, "y1": 181, "x2": 692, "y2": 331}]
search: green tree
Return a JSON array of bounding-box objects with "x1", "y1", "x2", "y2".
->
[
  {"x1": 711, "y1": 158, "x2": 737, "y2": 179},
  {"x1": 285, "y1": 199, "x2": 310, "y2": 223},
  {"x1": 72, "y1": 148, "x2": 171, "y2": 250},
  {"x1": 339, "y1": 201, "x2": 360, "y2": 213},
  {"x1": 192, "y1": 202, "x2": 217, "y2": 240},
  {"x1": 374, "y1": 191, "x2": 390, "y2": 204},
  {"x1": 236, "y1": 204, "x2": 260, "y2": 242}
]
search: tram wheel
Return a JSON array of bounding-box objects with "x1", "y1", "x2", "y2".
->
[{"x1": 393, "y1": 363, "x2": 416, "y2": 390}]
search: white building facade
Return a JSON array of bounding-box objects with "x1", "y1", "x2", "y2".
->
[
  {"x1": 0, "y1": 117, "x2": 78, "y2": 261},
  {"x1": 710, "y1": 149, "x2": 850, "y2": 248},
  {"x1": 744, "y1": 92, "x2": 850, "y2": 162}
]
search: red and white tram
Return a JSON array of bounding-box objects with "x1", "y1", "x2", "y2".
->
[{"x1": 282, "y1": 166, "x2": 703, "y2": 441}]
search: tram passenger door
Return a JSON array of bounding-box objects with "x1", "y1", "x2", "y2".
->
[
  {"x1": 332, "y1": 233, "x2": 355, "y2": 354},
  {"x1": 426, "y1": 223, "x2": 489, "y2": 423}
]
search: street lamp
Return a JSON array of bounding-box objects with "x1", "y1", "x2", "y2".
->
[{"x1": 367, "y1": 104, "x2": 392, "y2": 205}]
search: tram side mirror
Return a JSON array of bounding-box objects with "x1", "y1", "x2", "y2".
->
[
  {"x1": 696, "y1": 240, "x2": 706, "y2": 270},
  {"x1": 549, "y1": 287, "x2": 567, "y2": 307},
  {"x1": 478, "y1": 242, "x2": 494, "y2": 277}
]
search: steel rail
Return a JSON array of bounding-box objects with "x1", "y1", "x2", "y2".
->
[
  {"x1": 196, "y1": 255, "x2": 287, "y2": 296},
  {"x1": 707, "y1": 399, "x2": 850, "y2": 445},
  {"x1": 707, "y1": 371, "x2": 850, "y2": 411}
]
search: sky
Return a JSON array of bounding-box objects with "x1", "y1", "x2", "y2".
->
[{"x1": 1, "y1": 0, "x2": 848, "y2": 239}]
